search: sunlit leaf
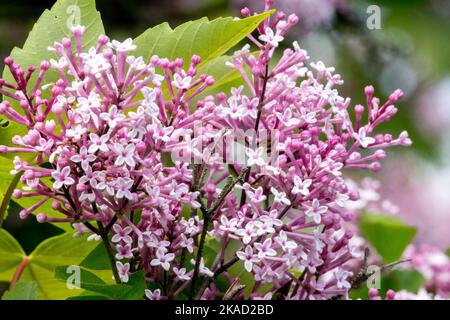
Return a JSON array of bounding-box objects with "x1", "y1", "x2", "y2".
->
[
  {"x1": 1, "y1": 280, "x2": 38, "y2": 300},
  {"x1": 24, "y1": 233, "x2": 100, "y2": 299},
  {"x1": 0, "y1": 228, "x2": 25, "y2": 281},
  {"x1": 0, "y1": 0, "x2": 104, "y2": 151}
]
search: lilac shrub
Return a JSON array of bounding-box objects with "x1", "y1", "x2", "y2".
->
[{"x1": 0, "y1": 1, "x2": 411, "y2": 300}]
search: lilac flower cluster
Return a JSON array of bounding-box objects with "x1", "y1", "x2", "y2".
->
[
  {"x1": 339, "y1": 179, "x2": 449, "y2": 300},
  {"x1": 402, "y1": 244, "x2": 450, "y2": 299},
  {"x1": 0, "y1": 1, "x2": 411, "y2": 300}
]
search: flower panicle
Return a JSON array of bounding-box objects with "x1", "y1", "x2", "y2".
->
[{"x1": 0, "y1": 0, "x2": 412, "y2": 300}]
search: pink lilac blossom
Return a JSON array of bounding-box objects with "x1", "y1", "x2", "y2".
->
[
  {"x1": 342, "y1": 178, "x2": 450, "y2": 300},
  {"x1": 379, "y1": 156, "x2": 450, "y2": 249},
  {"x1": 0, "y1": 1, "x2": 410, "y2": 300},
  {"x1": 402, "y1": 244, "x2": 450, "y2": 299}
]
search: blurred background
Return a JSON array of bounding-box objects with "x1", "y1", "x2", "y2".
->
[{"x1": 0, "y1": 0, "x2": 449, "y2": 252}]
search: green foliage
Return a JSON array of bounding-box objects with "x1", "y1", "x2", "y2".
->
[
  {"x1": 0, "y1": 228, "x2": 25, "y2": 281},
  {"x1": 80, "y1": 243, "x2": 110, "y2": 270},
  {"x1": 134, "y1": 12, "x2": 271, "y2": 66},
  {"x1": 360, "y1": 212, "x2": 417, "y2": 263},
  {"x1": 2, "y1": 0, "x2": 104, "y2": 97},
  {"x1": 55, "y1": 267, "x2": 146, "y2": 300},
  {"x1": 22, "y1": 233, "x2": 101, "y2": 299},
  {"x1": 0, "y1": 230, "x2": 99, "y2": 299},
  {"x1": 2, "y1": 280, "x2": 39, "y2": 300},
  {"x1": 381, "y1": 269, "x2": 425, "y2": 294},
  {"x1": 134, "y1": 11, "x2": 272, "y2": 97},
  {"x1": 349, "y1": 269, "x2": 426, "y2": 300},
  {"x1": 0, "y1": 0, "x2": 104, "y2": 150}
]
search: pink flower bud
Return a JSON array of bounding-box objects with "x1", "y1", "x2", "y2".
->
[
  {"x1": 13, "y1": 189, "x2": 23, "y2": 198},
  {"x1": 4, "y1": 56, "x2": 14, "y2": 65},
  {"x1": 191, "y1": 55, "x2": 201, "y2": 65},
  {"x1": 386, "y1": 290, "x2": 396, "y2": 300},
  {"x1": 19, "y1": 209, "x2": 30, "y2": 219},
  {"x1": 36, "y1": 213, "x2": 47, "y2": 223}
]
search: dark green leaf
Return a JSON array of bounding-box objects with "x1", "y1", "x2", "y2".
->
[
  {"x1": 55, "y1": 266, "x2": 145, "y2": 300},
  {"x1": 80, "y1": 243, "x2": 110, "y2": 270}
]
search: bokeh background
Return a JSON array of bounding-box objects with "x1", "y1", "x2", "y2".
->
[{"x1": 0, "y1": 0, "x2": 449, "y2": 253}]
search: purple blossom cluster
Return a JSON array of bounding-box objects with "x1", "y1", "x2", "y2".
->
[
  {"x1": 402, "y1": 244, "x2": 450, "y2": 299},
  {"x1": 339, "y1": 179, "x2": 449, "y2": 300},
  {"x1": 0, "y1": 1, "x2": 411, "y2": 300}
]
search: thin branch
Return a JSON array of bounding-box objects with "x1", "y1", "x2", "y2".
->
[
  {"x1": 189, "y1": 168, "x2": 248, "y2": 299},
  {"x1": 240, "y1": 64, "x2": 270, "y2": 207},
  {"x1": 97, "y1": 221, "x2": 121, "y2": 284}
]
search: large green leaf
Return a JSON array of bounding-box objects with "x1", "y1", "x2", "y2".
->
[
  {"x1": 55, "y1": 267, "x2": 146, "y2": 300},
  {"x1": 134, "y1": 11, "x2": 272, "y2": 82},
  {"x1": 2, "y1": 0, "x2": 104, "y2": 94},
  {"x1": 360, "y1": 212, "x2": 417, "y2": 263},
  {"x1": 0, "y1": 228, "x2": 25, "y2": 281},
  {"x1": 0, "y1": 231, "x2": 100, "y2": 300},
  {"x1": 1, "y1": 280, "x2": 39, "y2": 300},
  {"x1": 0, "y1": 0, "x2": 104, "y2": 149}
]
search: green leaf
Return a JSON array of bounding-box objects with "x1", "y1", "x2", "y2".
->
[
  {"x1": 134, "y1": 13, "x2": 272, "y2": 101},
  {"x1": 55, "y1": 266, "x2": 146, "y2": 300},
  {"x1": 360, "y1": 212, "x2": 417, "y2": 263},
  {"x1": 0, "y1": 228, "x2": 25, "y2": 281},
  {"x1": 0, "y1": 172, "x2": 22, "y2": 227},
  {"x1": 1, "y1": 280, "x2": 39, "y2": 300},
  {"x1": 23, "y1": 233, "x2": 100, "y2": 299},
  {"x1": 381, "y1": 270, "x2": 426, "y2": 295},
  {"x1": 134, "y1": 12, "x2": 272, "y2": 88},
  {"x1": 2, "y1": 0, "x2": 104, "y2": 94},
  {"x1": 349, "y1": 269, "x2": 427, "y2": 300},
  {"x1": 80, "y1": 243, "x2": 110, "y2": 270},
  {"x1": 1, "y1": 0, "x2": 104, "y2": 150},
  {"x1": 446, "y1": 248, "x2": 450, "y2": 258}
]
